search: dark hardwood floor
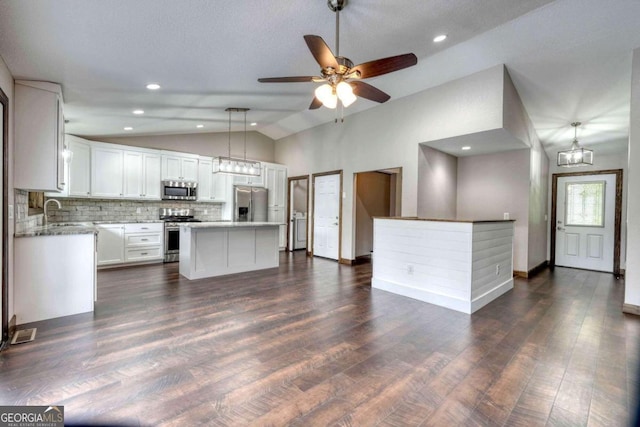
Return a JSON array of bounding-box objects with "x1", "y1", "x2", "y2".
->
[{"x1": 0, "y1": 251, "x2": 638, "y2": 426}]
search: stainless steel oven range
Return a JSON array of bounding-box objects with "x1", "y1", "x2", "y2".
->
[{"x1": 160, "y1": 208, "x2": 201, "y2": 263}]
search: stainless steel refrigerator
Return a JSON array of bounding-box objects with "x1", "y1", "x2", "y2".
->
[{"x1": 234, "y1": 186, "x2": 268, "y2": 222}]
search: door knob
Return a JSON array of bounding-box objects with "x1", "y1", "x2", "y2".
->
[{"x1": 557, "y1": 226, "x2": 565, "y2": 231}]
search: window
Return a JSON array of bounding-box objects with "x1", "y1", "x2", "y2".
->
[{"x1": 565, "y1": 181, "x2": 605, "y2": 227}]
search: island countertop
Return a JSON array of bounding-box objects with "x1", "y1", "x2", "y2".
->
[
  {"x1": 179, "y1": 221, "x2": 283, "y2": 228},
  {"x1": 373, "y1": 216, "x2": 515, "y2": 223}
]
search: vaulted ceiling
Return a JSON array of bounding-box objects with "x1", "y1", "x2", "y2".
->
[{"x1": 1, "y1": 0, "x2": 639, "y2": 156}]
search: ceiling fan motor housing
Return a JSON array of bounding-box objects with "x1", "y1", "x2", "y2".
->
[{"x1": 328, "y1": 0, "x2": 346, "y2": 12}]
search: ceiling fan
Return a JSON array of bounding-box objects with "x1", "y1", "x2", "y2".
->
[{"x1": 258, "y1": 0, "x2": 418, "y2": 111}]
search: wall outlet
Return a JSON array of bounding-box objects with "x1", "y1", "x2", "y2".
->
[
  {"x1": 136, "y1": 207, "x2": 141, "y2": 214},
  {"x1": 204, "y1": 209, "x2": 208, "y2": 215},
  {"x1": 496, "y1": 264, "x2": 500, "y2": 275},
  {"x1": 407, "y1": 264, "x2": 414, "y2": 275},
  {"x1": 503, "y1": 212, "x2": 510, "y2": 220}
]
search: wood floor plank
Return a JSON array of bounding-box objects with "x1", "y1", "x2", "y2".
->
[{"x1": 0, "y1": 253, "x2": 637, "y2": 426}]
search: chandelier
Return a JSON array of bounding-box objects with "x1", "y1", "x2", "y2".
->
[
  {"x1": 557, "y1": 122, "x2": 594, "y2": 167},
  {"x1": 213, "y1": 108, "x2": 261, "y2": 176}
]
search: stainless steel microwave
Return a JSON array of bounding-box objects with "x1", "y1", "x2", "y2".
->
[{"x1": 161, "y1": 180, "x2": 197, "y2": 201}]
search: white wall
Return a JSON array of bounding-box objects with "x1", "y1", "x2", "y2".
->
[
  {"x1": 0, "y1": 54, "x2": 14, "y2": 321},
  {"x1": 276, "y1": 65, "x2": 506, "y2": 260},
  {"x1": 88, "y1": 131, "x2": 276, "y2": 163},
  {"x1": 417, "y1": 145, "x2": 457, "y2": 219},
  {"x1": 625, "y1": 47, "x2": 640, "y2": 309},
  {"x1": 456, "y1": 149, "x2": 530, "y2": 272}
]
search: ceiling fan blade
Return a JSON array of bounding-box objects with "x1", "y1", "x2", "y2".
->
[
  {"x1": 309, "y1": 97, "x2": 322, "y2": 110},
  {"x1": 304, "y1": 35, "x2": 339, "y2": 70},
  {"x1": 258, "y1": 76, "x2": 316, "y2": 83},
  {"x1": 351, "y1": 53, "x2": 418, "y2": 79},
  {"x1": 350, "y1": 81, "x2": 391, "y2": 103}
]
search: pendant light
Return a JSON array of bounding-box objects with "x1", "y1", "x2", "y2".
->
[
  {"x1": 557, "y1": 122, "x2": 594, "y2": 167},
  {"x1": 213, "y1": 108, "x2": 261, "y2": 176}
]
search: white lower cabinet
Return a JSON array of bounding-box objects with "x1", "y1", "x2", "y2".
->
[
  {"x1": 97, "y1": 222, "x2": 164, "y2": 266},
  {"x1": 96, "y1": 224, "x2": 125, "y2": 266},
  {"x1": 124, "y1": 223, "x2": 164, "y2": 262}
]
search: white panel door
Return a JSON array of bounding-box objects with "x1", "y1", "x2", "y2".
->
[
  {"x1": 142, "y1": 153, "x2": 161, "y2": 199},
  {"x1": 123, "y1": 151, "x2": 143, "y2": 198},
  {"x1": 556, "y1": 174, "x2": 615, "y2": 272},
  {"x1": 313, "y1": 173, "x2": 340, "y2": 260},
  {"x1": 68, "y1": 138, "x2": 91, "y2": 197},
  {"x1": 91, "y1": 146, "x2": 123, "y2": 198}
]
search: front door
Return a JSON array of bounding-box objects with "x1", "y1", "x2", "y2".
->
[
  {"x1": 555, "y1": 174, "x2": 616, "y2": 272},
  {"x1": 313, "y1": 173, "x2": 341, "y2": 260}
]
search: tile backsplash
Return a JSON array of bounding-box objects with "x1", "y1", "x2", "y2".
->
[{"x1": 15, "y1": 191, "x2": 224, "y2": 233}]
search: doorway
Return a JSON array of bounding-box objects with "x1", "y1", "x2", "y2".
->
[
  {"x1": 1, "y1": 86, "x2": 8, "y2": 349},
  {"x1": 354, "y1": 168, "x2": 402, "y2": 262},
  {"x1": 312, "y1": 171, "x2": 342, "y2": 261},
  {"x1": 551, "y1": 169, "x2": 622, "y2": 276},
  {"x1": 287, "y1": 175, "x2": 309, "y2": 254}
]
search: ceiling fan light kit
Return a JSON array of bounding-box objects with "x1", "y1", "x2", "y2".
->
[
  {"x1": 258, "y1": 0, "x2": 417, "y2": 113},
  {"x1": 557, "y1": 122, "x2": 594, "y2": 167},
  {"x1": 214, "y1": 108, "x2": 261, "y2": 177}
]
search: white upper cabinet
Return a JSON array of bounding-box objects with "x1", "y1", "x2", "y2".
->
[
  {"x1": 91, "y1": 146, "x2": 124, "y2": 198},
  {"x1": 14, "y1": 80, "x2": 65, "y2": 192},
  {"x1": 123, "y1": 151, "x2": 161, "y2": 199},
  {"x1": 67, "y1": 136, "x2": 91, "y2": 197},
  {"x1": 197, "y1": 158, "x2": 213, "y2": 201},
  {"x1": 162, "y1": 152, "x2": 198, "y2": 181},
  {"x1": 198, "y1": 157, "x2": 229, "y2": 203},
  {"x1": 232, "y1": 164, "x2": 264, "y2": 186}
]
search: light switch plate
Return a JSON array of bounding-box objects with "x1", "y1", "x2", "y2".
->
[{"x1": 8, "y1": 205, "x2": 13, "y2": 219}]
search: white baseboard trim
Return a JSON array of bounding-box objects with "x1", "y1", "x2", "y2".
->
[
  {"x1": 372, "y1": 277, "x2": 514, "y2": 315},
  {"x1": 470, "y1": 279, "x2": 514, "y2": 313},
  {"x1": 623, "y1": 303, "x2": 640, "y2": 316}
]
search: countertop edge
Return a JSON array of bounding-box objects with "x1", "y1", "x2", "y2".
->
[{"x1": 373, "y1": 217, "x2": 515, "y2": 223}]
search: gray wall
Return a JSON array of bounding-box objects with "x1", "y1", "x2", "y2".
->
[
  {"x1": 457, "y1": 149, "x2": 530, "y2": 271},
  {"x1": 292, "y1": 179, "x2": 308, "y2": 214},
  {"x1": 417, "y1": 145, "x2": 458, "y2": 219},
  {"x1": 88, "y1": 131, "x2": 276, "y2": 162}
]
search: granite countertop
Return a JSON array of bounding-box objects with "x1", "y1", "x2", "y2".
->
[
  {"x1": 374, "y1": 216, "x2": 515, "y2": 223},
  {"x1": 180, "y1": 221, "x2": 283, "y2": 228},
  {"x1": 15, "y1": 222, "x2": 99, "y2": 238}
]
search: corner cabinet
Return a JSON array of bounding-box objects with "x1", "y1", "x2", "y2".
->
[
  {"x1": 14, "y1": 80, "x2": 66, "y2": 192},
  {"x1": 264, "y1": 163, "x2": 288, "y2": 249}
]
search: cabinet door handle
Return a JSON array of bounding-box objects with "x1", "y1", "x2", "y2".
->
[
  {"x1": 141, "y1": 238, "x2": 148, "y2": 241},
  {"x1": 141, "y1": 252, "x2": 148, "y2": 256}
]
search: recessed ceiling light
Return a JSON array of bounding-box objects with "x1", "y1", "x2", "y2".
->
[
  {"x1": 461, "y1": 146, "x2": 471, "y2": 150},
  {"x1": 250, "y1": 122, "x2": 257, "y2": 127},
  {"x1": 124, "y1": 127, "x2": 133, "y2": 131},
  {"x1": 196, "y1": 124, "x2": 204, "y2": 128},
  {"x1": 133, "y1": 109, "x2": 144, "y2": 115},
  {"x1": 146, "y1": 83, "x2": 161, "y2": 90},
  {"x1": 433, "y1": 34, "x2": 447, "y2": 43}
]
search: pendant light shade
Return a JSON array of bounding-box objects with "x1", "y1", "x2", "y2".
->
[
  {"x1": 214, "y1": 108, "x2": 261, "y2": 177},
  {"x1": 557, "y1": 122, "x2": 594, "y2": 167}
]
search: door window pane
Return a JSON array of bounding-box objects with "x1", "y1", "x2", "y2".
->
[{"x1": 565, "y1": 181, "x2": 605, "y2": 227}]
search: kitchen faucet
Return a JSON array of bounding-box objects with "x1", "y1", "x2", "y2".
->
[{"x1": 43, "y1": 198, "x2": 61, "y2": 225}]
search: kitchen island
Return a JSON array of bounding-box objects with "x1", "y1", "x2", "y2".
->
[
  {"x1": 373, "y1": 217, "x2": 514, "y2": 314},
  {"x1": 179, "y1": 222, "x2": 281, "y2": 280}
]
